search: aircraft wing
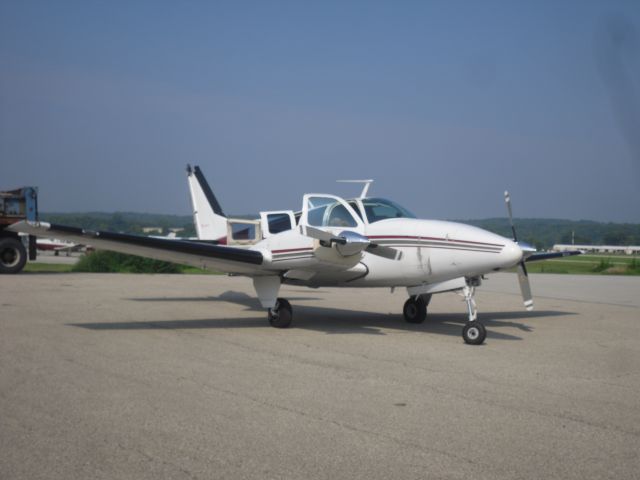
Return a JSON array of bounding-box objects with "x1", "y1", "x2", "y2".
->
[
  {"x1": 525, "y1": 250, "x2": 582, "y2": 262},
  {"x1": 8, "y1": 221, "x2": 264, "y2": 275},
  {"x1": 53, "y1": 243, "x2": 80, "y2": 252}
]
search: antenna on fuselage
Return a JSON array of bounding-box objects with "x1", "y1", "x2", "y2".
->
[{"x1": 336, "y1": 179, "x2": 374, "y2": 198}]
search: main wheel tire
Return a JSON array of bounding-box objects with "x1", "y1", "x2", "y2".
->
[
  {"x1": 268, "y1": 298, "x2": 293, "y2": 328},
  {"x1": 403, "y1": 297, "x2": 427, "y2": 324},
  {"x1": 0, "y1": 237, "x2": 27, "y2": 274},
  {"x1": 462, "y1": 321, "x2": 486, "y2": 345}
]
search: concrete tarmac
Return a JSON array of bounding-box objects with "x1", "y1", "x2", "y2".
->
[{"x1": 1, "y1": 272, "x2": 639, "y2": 479}]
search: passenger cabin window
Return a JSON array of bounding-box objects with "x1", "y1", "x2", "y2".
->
[
  {"x1": 231, "y1": 222, "x2": 256, "y2": 240},
  {"x1": 361, "y1": 198, "x2": 416, "y2": 223},
  {"x1": 267, "y1": 213, "x2": 292, "y2": 234}
]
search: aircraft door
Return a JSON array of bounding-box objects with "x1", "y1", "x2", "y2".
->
[
  {"x1": 299, "y1": 194, "x2": 366, "y2": 266},
  {"x1": 300, "y1": 194, "x2": 365, "y2": 235}
]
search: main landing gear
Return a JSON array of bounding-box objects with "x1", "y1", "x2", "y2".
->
[
  {"x1": 403, "y1": 294, "x2": 431, "y2": 324},
  {"x1": 268, "y1": 298, "x2": 293, "y2": 328},
  {"x1": 253, "y1": 277, "x2": 294, "y2": 329}
]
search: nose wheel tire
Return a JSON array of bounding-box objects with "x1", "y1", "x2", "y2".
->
[
  {"x1": 268, "y1": 298, "x2": 293, "y2": 328},
  {"x1": 462, "y1": 321, "x2": 486, "y2": 345},
  {"x1": 403, "y1": 297, "x2": 427, "y2": 324}
]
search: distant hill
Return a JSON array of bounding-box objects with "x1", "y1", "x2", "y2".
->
[
  {"x1": 40, "y1": 212, "x2": 640, "y2": 250},
  {"x1": 458, "y1": 218, "x2": 640, "y2": 250}
]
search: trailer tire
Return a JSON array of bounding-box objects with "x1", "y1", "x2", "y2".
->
[{"x1": 0, "y1": 237, "x2": 27, "y2": 274}]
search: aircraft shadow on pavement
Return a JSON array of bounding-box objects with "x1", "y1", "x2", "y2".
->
[
  {"x1": 70, "y1": 291, "x2": 576, "y2": 341},
  {"x1": 128, "y1": 291, "x2": 321, "y2": 311}
]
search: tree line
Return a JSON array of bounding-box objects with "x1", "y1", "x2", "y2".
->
[{"x1": 461, "y1": 218, "x2": 640, "y2": 250}]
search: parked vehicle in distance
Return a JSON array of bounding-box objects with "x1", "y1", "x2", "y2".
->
[{"x1": 0, "y1": 186, "x2": 38, "y2": 273}]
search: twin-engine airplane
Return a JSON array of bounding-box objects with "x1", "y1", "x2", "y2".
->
[
  {"x1": 36, "y1": 237, "x2": 84, "y2": 255},
  {"x1": 9, "y1": 166, "x2": 580, "y2": 344}
]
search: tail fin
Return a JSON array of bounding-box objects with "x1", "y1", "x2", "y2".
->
[{"x1": 186, "y1": 165, "x2": 228, "y2": 241}]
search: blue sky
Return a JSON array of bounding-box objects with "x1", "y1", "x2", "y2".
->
[{"x1": 1, "y1": 1, "x2": 639, "y2": 221}]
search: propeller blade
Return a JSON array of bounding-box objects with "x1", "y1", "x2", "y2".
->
[
  {"x1": 299, "y1": 225, "x2": 346, "y2": 245},
  {"x1": 300, "y1": 225, "x2": 402, "y2": 260},
  {"x1": 365, "y1": 243, "x2": 403, "y2": 260},
  {"x1": 517, "y1": 261, "x2": 534, "y2": 311},
  {"x1": 504, "y1": 190, "x2": 518, "y2": 242},
  {"x1": 504, "y1": 191, "x2": 533, "y2": 310}
]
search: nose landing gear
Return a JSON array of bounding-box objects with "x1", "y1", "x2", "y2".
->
[
  {"x1": 402, "y1": 280, "x2": 487, "y2": 345},
  {"x1": 462, "y1": 321, "x2": 486, "y2": 345},
  {"x1": 461, "y1": 282, "x2": 486, "y2": 345}
]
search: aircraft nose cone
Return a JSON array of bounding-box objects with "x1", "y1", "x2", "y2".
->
[{"x1": 501, "y1": 239, "x2": 523, "y2": 267}]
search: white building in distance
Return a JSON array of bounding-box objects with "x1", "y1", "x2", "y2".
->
[{"x1": 553, "y1": 244, "x2": 640, "y2": 255}]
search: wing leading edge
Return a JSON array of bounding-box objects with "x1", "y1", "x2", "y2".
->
[
  {"x1": 8, "y1": 221, "x2": 264, "y2": 274},
  {"x1": 525, "y1": 250, "x2": 582, "y2": 262}
]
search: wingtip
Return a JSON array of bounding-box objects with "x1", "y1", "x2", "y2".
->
[
  {"x1": 5, "y1": 220, "x2": 48, "y2": 234},
  {"x1": 5, "y1": 219, "x2": 27, "y2": 231}
]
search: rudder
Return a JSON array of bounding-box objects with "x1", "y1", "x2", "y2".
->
[{"x1": 186, "y1": 165, "x2": 228, "y2": 241}]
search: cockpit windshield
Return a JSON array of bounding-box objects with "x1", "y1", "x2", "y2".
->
[{"x1": 360, "y1": 198, "x2": 416, "y2": 223}]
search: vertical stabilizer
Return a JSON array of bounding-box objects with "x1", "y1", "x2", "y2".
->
[{"x1": 186, "y1": 165, "x2": 228, "y2": 241}]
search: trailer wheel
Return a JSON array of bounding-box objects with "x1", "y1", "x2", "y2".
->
[{"x1": 0, "y1": 237, "x2": 27, "y2": 274}]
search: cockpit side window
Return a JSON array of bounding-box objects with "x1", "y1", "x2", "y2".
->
[
  {"x1": 327, "y1": 204, "x2": 357, "y2": 227},
  {"x1": 306, "y1": 197, "x2": 334, "y2": 227},
  {"x1": 307, "y1": 204, "x2": 328, "y2": 226}
]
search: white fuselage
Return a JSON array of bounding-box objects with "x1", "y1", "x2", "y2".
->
[{"x1": 255, "y1": 218, "x2": 522, "y2": 288}]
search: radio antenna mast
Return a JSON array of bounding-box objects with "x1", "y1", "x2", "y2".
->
[{"x1": 336, "y1": 179, "x2": 374, "y2": 198}]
